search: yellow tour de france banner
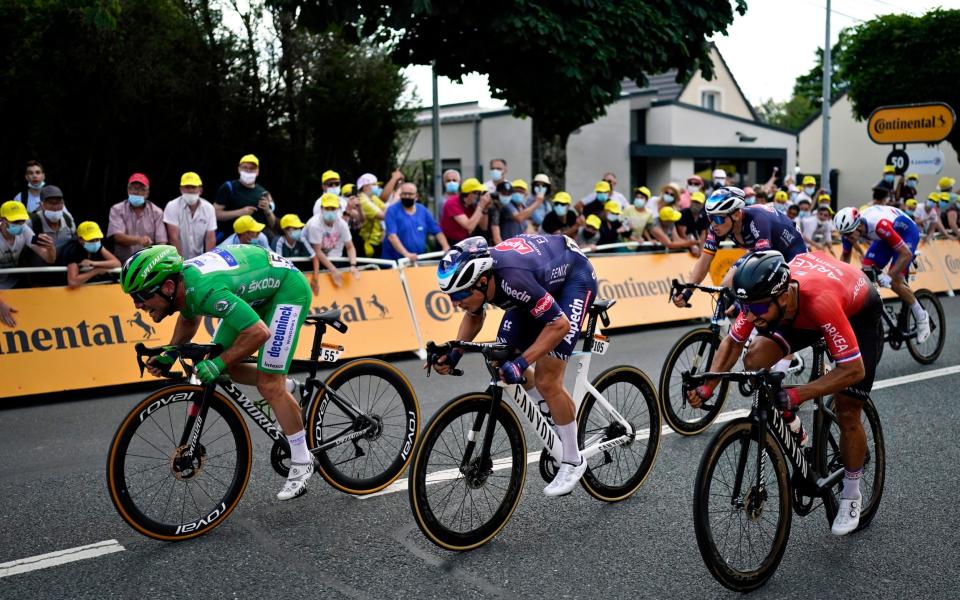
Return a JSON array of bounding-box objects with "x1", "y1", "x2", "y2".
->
[{"x1": 403, "y1": 265, "x2": 505, "y2": 346}]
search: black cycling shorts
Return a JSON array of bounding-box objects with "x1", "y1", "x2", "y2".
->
[{"x1": 764, "y1": 288, "x2": 883, "y2": 402}]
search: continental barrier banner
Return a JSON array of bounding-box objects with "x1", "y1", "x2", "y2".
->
[
  {"x1": 403, "y1": 266, "x2": 505, "y2": 345},
  {"x1": 929, "y1": 239, "x2": 960, "y2": 291}
]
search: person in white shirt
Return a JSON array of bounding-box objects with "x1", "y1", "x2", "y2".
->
[
  {"x1": 163, "y1": 172, "x2": 217, "y2": 259},
  {"x1": 801, "y1": 203, "x2": 836, "y2": 254},
  {"x1": 303, "y1": 193, "x2": 360, "y2": 288}
]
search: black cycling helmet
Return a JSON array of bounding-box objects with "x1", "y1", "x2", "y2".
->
[{"x1": 732, "y1": 251, "x2": 791, "y2": 302}]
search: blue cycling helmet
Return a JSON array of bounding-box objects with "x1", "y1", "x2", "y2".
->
[
  {"x1": 705, "y1": 186, "x2": 746, "y2": 215},
  {"x1": 437, "y1": 236, "x2": 493, "y2": 294}
]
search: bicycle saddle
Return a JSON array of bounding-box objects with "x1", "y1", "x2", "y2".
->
[
  {"x1": 590, "y1": 298, "x2": 616, "y2": 313},
  {"x1": 306, "y1": 308, "x2": 342, "y2": 325}
]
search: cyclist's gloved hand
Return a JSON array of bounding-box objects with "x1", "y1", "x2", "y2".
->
[
  {"x1": 148, "y1": 351, "x2": 177, "y2": 375},
  {"x1": 877, "y1": 273, "x2": 892, "y2": 288},
  {"x1": 195, "y1": 357, "x2": 226, "y2": 384},
  {"x1": 499, "y1": 355, "x2": 529, "y2": 384},
  {"x1": 442, "y1": 349, "x2": 463, "y2": 369},
  {"x1": 774, "y1": 387, "x2": 801, "y2": 412},
  {"x1": 687, "y1": 384, "x2": 713, "y2": 408}
]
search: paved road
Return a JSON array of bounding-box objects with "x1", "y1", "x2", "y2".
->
[{"x1": 2, "y1": 295, "x2": 959, "y2": 598}]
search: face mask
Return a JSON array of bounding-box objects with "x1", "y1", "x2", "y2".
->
[
  {"x1": 940, "y1": 201, "x2": 951, "y2": 209},
  {"x1": 774, "y1": 203, "x2": 787, "y2": 213},
  {"x1": 713, "y1": 180, "x2": 725, "y2": 189},
  {"x1": 43, "y1": 209, "x2": 63, "y2": 222},
  {"x1": 745, "y1": 197, "x2": 756, "y2": 206},
  {"x1": 883, "y1": 175, "x2": 894, "y2": 184},
  {"x1": 905, "y1": 209, "x2": 915, "y2": 217},
  {"x1": 83, "y1": 241, "x2": 102, "y2": 253},
  {"x1": 534, "y1": 186, "x2": 546, "y2": 196},
  {"x1": 608, "y1": 214, "x2": 620, "y2": 223},
  {"x1": 322, "y1": 211, "x2": 337, "y2": 224},
  {"x1": 687, "y1": 185, "x2": 700, "y2": 193},
  {"x1": 28, "y1": 180, "x2": 45, "y2": 190},
  {"x1": 401, "y1": 197, "x2": 416, "y2": 208},
  {"x1": 327, "y1": 186, "x2": 341, "y2": 197},
  {"x1": 239, "y1": 171, "x2": 257, "y2": 185},
  {"x1": 906, "y1": 180, "x2": 917, "y2": 189},
  {"x1": 634, "y1": 198, "x2": 646, "y2": 208},
  {"x1": 445, "y1": 181, "x2": 459, "y2": 194},
  {"x1": 596, "y1": 192, "x2": 609, "y2": 202},
  {"x1": 554, "y1": 204, "x2": 568, "y2": 217},
  {"x1": 799, "y1": 210, "x2": 810, "y2": 218},
  {"x1": 289, "y1": 229, "x2": 302, "y2": 240},
  {"x1": 804, "y1": 186, "x2": 815, "y2": 196},
  {"x1": 489, "y1": 169, "x2": 503, "y2": 181},
  {"x1": 269, "y1": 200, "x2": 275, "y2": 212},
  {"x1": 182, "y1": 193, "x2": 200, "y2": 205},
  {"x1": 6, "y1": 223, "x2": 24, "y2": 235},
  {"x1": 789, "y1": 192, "x2": 798, "y2": 201},
  {"x1": 371, "y1": 186, "x2": 383, "y2": 196},
  {"x1": 128, "y1": 195, "x2": 146, "y2": 207},
  {"x1": 510, "y1": 193, "x2": 523, "y2": 204},
  {"x1": 662, "y1": 193, "x2": 675, "y2": 204}
]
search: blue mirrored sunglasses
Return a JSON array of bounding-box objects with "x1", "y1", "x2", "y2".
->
[
  {"x1": 710, "y1": 215, "x2": 727, "y2": 225},
  {"x1": 739, "y1": 300, "x2": 773, "y2": 316},
  {"x1": 448, "y1": 288, "x2": 474, "y2": 302}
]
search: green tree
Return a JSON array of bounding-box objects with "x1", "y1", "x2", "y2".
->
[
  {"x1": 288, "y1": 0, "x2": 746, "y2": 189},
  {"x1": 838, "y1": 9, "x2": 960, "y2": 158},
  {"x1": 793, "y1": 29, "x2": 850, "y2": 111},
  {"x1": 753, "y1": 95, "x2": 816, "y2": 131}
]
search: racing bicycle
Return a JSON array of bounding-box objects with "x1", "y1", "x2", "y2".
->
[
  {"x1": 409, "y1": 299, "x2": 661, "y2": 551},
  {"x1": 865, "y1": 267, "x2": 945, "y2": 365},
  {"x1": 106, "y1": 309, "x2": 420, "y2": 541},
  {"x1": 687, "y1": 351, "x2": 886, "y2": 592},
  {"x1": 659, "y1": 280, "x2": 815, "y2": 435}
]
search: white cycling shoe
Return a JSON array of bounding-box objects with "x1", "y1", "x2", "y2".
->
[
  {"x1": 544, "y1": 459, "x2": 587, "y2": 497},
  {"x1": 916, "y1": 312, "x2": 931, "y2": 344},
  {"x1": 277, "y1": 460, "x2": 314, "y2": 501},
  {"x1": 831, "y1": 494, "x2": 861, "y2": 536}
]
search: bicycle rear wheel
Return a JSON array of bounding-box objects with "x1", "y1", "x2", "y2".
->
[
  {"x1": 106, "y1": 385, "x2": 251, "y2": 541},
  {"x1": 577, "y1": 366, "x2": 660, "y2": 502},
  {"x1": 408, "y1": 393, "x2": 526, "y2": 551},
  {"x1": 818, "y1": 397, "x2": 886, "y2": 532},
  {"x1": 658, "y1": 328, "x2": 729, "y2": 435},
  {"x1": 906, "y1": 289, "x2": 945, "y2": 364},
  {"x1": 306, "y1": 359, "x2": 420, "y2": 495},
  {"x1": 693, "y1": 419, "x2": 792, "y2": 593}
]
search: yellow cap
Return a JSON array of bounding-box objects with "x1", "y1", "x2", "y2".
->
[
  {"x1": 604, "y1": 200, "x2": 621, "y2": 214},
  {"x1": 1, "y1": 200, "x2": 28, "y2": 222},
  {"x1": 511, "y1": 179, "x2": 528, "y2": 191},
  {"x1": 342, "y1": 183, "x2": 355, "y2": 196},
  {"x1": 938, "y1": 176, "x2": 956, "y2": 190},
  {"x1": 659, "y1": 206, "x2": 682, "y2": 222},
  {"x1": 774, "y1": 190, "x2": 788, "y2": 202},
  {"x1": 585, "y1": 214, "x2": 602, "y2": 229},
  {"x1": 594, "y1": 181, "x2": 611, "y2": 193},
  {"x1": 180, "y1": 172, "x2": 202, "y2": 187},
  {"x1": 322, "y1": 170, "x2": 340, "y2": 183},
  {"x1": 76, "y1": 221, "x2": 104, "y2": 241},
  {"x1": 280, "y1": 214, "x2": 305, "y2": 229},
  {"x1": 906, "y1": 199, "x2": 918, "y2": 208},
  {"x1": 461, "y1": 178, "x2": 485, "y2": 194},
  {"x1": 939, "y1": 192, "x2": 952, "y2": 201},
  {"x1": 883, "y1": 165, "x2": 895, "y2": 174},
  {"x1": 239, "y1": 154, "x2": 259, "y2": 167},
  {"x1": 552, "y1": 191, "x2": 572, "y2": 204},
  {"x1": 906, "y1": 173, "x2": 919, "y2": 181},
  {"x1": 802, "y1": 175, "x2": 816, "y2": 185},
  {"x1": 818, "y1": 193, "x2": 831, "y2": 202},
  {"x1": 320, "y1": 193, "x2": 341, "y2": 209},
  {"x1": 690, "y1": 191, "x2": 705, "y2": 204},
  {"x1": 233, "y1": 215, "x2": 265, "y2": 234},
  {"x1": 634, "y1": 186, "x2": 651, "y2": 199}
]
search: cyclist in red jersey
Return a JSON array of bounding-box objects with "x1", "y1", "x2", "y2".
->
[{"x1": 689, "y1": 251, "x2": 883, "y2": 536}]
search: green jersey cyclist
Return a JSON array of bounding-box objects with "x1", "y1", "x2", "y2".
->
[{"x1": 120, "y1": 244, "x2": 315, "y2": 500}]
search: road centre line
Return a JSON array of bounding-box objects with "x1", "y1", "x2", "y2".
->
[{"x1": 0, "y1": 539, "x2": 124, "y2": 579}]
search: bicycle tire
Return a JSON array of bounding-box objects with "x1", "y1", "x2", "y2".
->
[
  {"x1": 906, "y1": 289, "x2": 945, "y2": 364},
  {"x1": 577, "y1": 366, "x2": 661, "y2": 502},
  {"x1": 693, "y1": 419, "x2": 792, "y2": 593},
  {"x1": 106, "y1": 385, "x2": 251, "y2": 541},
  {"x1": 658, "y1": 328, "x2": 728, "y2": 435},
  {"x1": 305, "y1": 359, "x2": 420, "y2": 495},
  {"x1": 818, "y1": 397, "x2": 886, "y2": 533},
  {"x1": 408, "y1": 393, "x2": 526, "y2": 551}
]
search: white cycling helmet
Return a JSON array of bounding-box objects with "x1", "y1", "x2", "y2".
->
[
  {"x1": 834, "y1": 207, "x2": 861, "y2": 234},
  {"x1": 437, "y1": 236, "x2": 493, "y2": 295},
  {"x1": 705, "y1": 186, "x2": 746, "y2": 215}
]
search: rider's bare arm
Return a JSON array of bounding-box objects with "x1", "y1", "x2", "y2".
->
[
  {"x1": 705, "y1": 334, "x2": 745, "y2": 389},
  {"x1": 793, "y1": 356, "x2": 865, "y2": 403},
  {"x1": 217, "y1": 321, "x2": 271, "y2": 367}
]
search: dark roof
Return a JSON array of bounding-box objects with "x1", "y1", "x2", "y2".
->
[{"x1": 622, "y1": 70, "x2": 685, "y2": 102}]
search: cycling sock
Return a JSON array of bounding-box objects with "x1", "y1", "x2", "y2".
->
[
  {"x1": 772, "y1": 358, "x2": 791, "y2": 374},
  {"x1": 910, "y1": 300, "x2": 927, "y2": 321},
  {"x1": 285, "y1": 378, "x2": 297, "y2": 395},
  {"x1": 557, "y1": 421, "x2": 581, "y2": 465},
  {"x1": 287, "y1": 430, "x2": 312, "y2": 464},
  {"x1": 842, "y1": 467, "x2": 862, "y2": 499}
]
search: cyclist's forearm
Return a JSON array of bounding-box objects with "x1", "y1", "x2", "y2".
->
[
  {"x1": 218, "y1": 322, "x2": 270, "y2": 367},
  {"x1": 456, "y1": 311, "x2": 484, "y2": 342},
  {"x1": 688, "y1": 252, "x2": 713, "y2": 285},
  {"x1": 796, "y1": 359, "x2": 865, "y2": 403},
  {"x1": 706, "y1": 335, "x2": 745, "y2": 388},
  {"x1": 170, "y1": 315, "x2": 202, "y2": 345}
]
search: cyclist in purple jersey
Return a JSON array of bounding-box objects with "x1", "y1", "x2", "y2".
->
[{"x1": 434, "y1": 235, "x2": 598, "y2": 497}]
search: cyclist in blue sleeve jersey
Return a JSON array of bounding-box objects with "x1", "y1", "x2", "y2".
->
[{"x1": 433, "y1": 235, "x2": 598, "y2": 497}]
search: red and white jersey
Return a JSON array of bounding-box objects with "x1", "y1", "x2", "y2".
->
[
  {"x1": 860, "y1": 205, "x2": 910, "y2": 248},
  {"x1": 730, "y1": 252, "x2": 872, "y2": 364}
]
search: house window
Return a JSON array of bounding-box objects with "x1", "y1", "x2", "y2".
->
[{"x1": 701, "y1": 91, "x2": 720, "y2": 111}]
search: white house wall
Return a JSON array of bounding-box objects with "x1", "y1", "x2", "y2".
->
[
  {"x1": 565, "y1": 99, "x2": 632, "y2": 197},
  {"x1": 677, "y1": 47, "x2": 755, "y2": 121}
]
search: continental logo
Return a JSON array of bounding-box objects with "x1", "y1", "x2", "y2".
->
[
  {"x1": 0, "y1": 315, "x2": 155, "y2": 355},
  {"x1": 943, "y1": 252, "x2": 960, "y2": 275},
  {"x1": 424, "y1": 290, "x2": 475, "y2": 322},
  {"x1": 597, "y1": 273, "x2": 686, "y2": 302},
  {"x1": 202, "y1": 295, "x2": 390, "y2": 335}
]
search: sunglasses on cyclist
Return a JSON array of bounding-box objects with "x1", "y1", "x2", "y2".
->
[
  {"x1": 448, "y1": 288, "x2": 474, "y2": 302},
  {"x1": 710, "y1": 215, "x2": 728, "y2": 226},
  {"x1": 739, "y1": 300, "x2": 774, "y2": 316},
  {"x1": 131, "y1": 288, "x2": 158, "y2": 304}
]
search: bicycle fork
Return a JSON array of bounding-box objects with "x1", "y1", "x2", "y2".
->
[{"x1": 175, "y1": 381, "x2": 217, "y2": 476}]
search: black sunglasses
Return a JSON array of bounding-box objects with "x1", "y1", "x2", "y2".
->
[{"x1": 131, "y1": 288, "x2": 158, "y2": 303}]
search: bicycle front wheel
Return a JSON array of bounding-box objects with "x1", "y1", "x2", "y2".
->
[
  {"x1": 106, "y1": 385, "x2": 251, "y2": 541},
  {"x1": 306, "y1": 359, "x2": 420, "y2": 495},
  {"x1": 408, "y1": 393, "x2": 526, "y2": 551},
  {"x1": 577, "y1": 366, "x2": 660, "y2": 502},
  {"x1": 906, "y1": 289, "x2": 945, "y2": 364},
  {"x1": 693, "y1": 419, "x2": 792, "y2": 593},
  {"x1": 659, "y1": 328, "x2": 728, "y2": 435}
]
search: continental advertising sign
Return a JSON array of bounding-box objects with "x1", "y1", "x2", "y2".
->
[
  {"x1": 404, "y1": 266, "x2": 505, "y2": 345},
  {"x1": 867, "y1": 102, "x2": 955, "y2": 144},
  {"x1": 930, "y1": 239, "x2": 960, "y2": 291}
]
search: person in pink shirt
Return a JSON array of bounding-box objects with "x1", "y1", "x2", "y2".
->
[
  {"x1": 440, "y1": 178, "x2": 491, "y2": 244},
  {"x1": 107, "y1": 173, "x2": 167, "y2": 262},
  {"x1": 679, "y1": 175, "x2": 704, "y2": 209}
]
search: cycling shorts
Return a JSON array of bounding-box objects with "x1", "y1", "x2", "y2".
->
[
  {"x1": 863, "y1": 228, "x2": 920, "y2": 277},
  {"x1": 496, "y1": 256, "x2": 598, "y2": 361},
  {"x1": 763, "y1": 289, "x2": 882, "y2": 402},
  {"x1": 212, "y1": 269, "x2": 312, "y2": 374}
]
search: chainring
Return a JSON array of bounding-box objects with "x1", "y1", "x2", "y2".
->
[{"x1": 539, "y1": 449, "x2": 558, "y2": 483}]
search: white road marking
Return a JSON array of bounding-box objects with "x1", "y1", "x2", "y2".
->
[
  {"x1": 0, "y1": 539, "x2": 124, "y2": 579},
  {"x1": 871, "y1": 364, "x2": 960, "y2": 390}
]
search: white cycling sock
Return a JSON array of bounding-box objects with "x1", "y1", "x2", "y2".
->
[
  {"x1": 557, "y1": 421, "x2": 581, "y2": 465},
  {"x1": 285, "y1": 378, "x2": 297, "y2": 395},
  {"x1": 287, "y1": 430, "x2": 312, "y2": 464},
  {"x1": 842, "y1": 467, "x2": 862, "y2": 499},
  {"x1": 911, "y1": 300, "x2": 927, "y2": 321}
]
